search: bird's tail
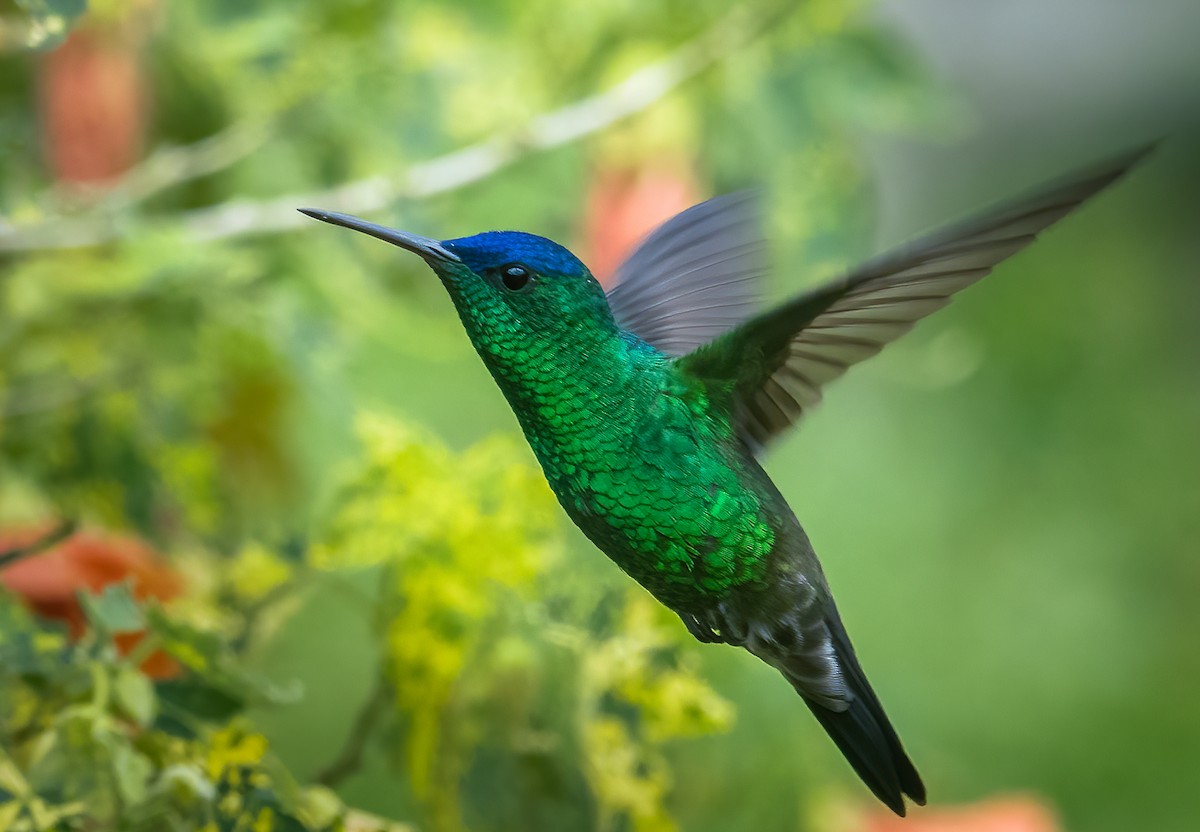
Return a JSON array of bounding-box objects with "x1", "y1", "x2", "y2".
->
[{"x1": 792, "y1": 615, "x2": 925, "y2": 816}]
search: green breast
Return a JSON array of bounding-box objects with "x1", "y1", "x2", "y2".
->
[{"x1": 508, "y1": 338, "x2": 778, "y2": 611}]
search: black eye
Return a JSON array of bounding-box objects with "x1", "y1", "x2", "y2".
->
[{"x1": 501, "y1": 264, "x2": 531, "y2": 292}]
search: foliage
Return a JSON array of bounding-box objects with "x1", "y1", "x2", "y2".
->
[
  {"x1": 1, "y1": 419, "x2": 734, "y2": 831},
  {"x1": 0, "y1": 583, "x2": 340, "y2": 832}
]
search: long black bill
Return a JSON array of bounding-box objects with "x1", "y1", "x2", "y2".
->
[{"x1": 298, "y1": 208, "x2": 460, "y2": 263}]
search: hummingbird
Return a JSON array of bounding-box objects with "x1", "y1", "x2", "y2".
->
[{"x1": 301, "y1": 147, "x2": 1147, "y2": 815}]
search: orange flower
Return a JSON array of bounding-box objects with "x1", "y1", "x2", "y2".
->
[
  {"x1": 37, "y1": 27, "x2": 148, "y2": 186},
  {"x1": 863, "y1": 795, "x2": 1060, "y2": 832},
  {"x1": 0, "y1": 526, "x2": 183, "y2": 678},
  {"x1": 581, "y1": 164, "x2": 701, "y2": 287}
]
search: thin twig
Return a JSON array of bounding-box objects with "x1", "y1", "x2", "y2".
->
[
  {"x1": 0, "y1": 518, "x2": 78, "y2": 568},
  {"x1": 313, "y1": 674, "x2": 394, "y2": 788},
  {"x1": 0, "y1": 4, "x2": 787, "y2": 253},
  {"x1": 0, "y1": 122, "x2": 271, "y2": 255},
  {"x1": 65, "y1": 121, "x2": 271, "y2": 212},
  {"x1": 230, "y1": 576, "x2": 307, "y2": 654}
]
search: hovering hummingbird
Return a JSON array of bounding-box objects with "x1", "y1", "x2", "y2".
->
[{"x1": 301, "y1": 147, "x2": 1146, "y2": 815}]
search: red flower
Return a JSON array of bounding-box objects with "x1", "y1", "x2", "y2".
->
[
  {"x1": 863, "y1": 795, "x2": 1060, "y2": 832},
  {"x1": 37, "y1": 26, "x2": 148, "y2": 186},
  {"x1": 581, "y1": 164, "x2": 701, "y2": 287},
  {"x1": 0, "y1": 526, "x2": 183, "y2": 678}
]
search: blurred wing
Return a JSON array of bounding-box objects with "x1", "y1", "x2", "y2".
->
[
  {"x1": 605, "y1": 191, "x2": 766, "y2": 356},
  {"x1": 679, "y1": 146, "x2": 1152, "y2": 452}
]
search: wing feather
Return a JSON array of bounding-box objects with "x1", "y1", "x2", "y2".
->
[
  {"x1": 678, "y1": 146, "x2": 1152, "y2": 452},
  {"x1": 605, "y1": 191, "x2": 765, "y2": 355}
]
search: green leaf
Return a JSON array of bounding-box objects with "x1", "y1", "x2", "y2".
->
[
  {"x1": 109, "y1": 742, "x2": 152, "y2": 806},
  {"x1": 144, "y1": 606, "x2": 222, "y2": 672},
  {"x1": 0, "y1": 629, "x2": 60, "y2": 676},
  {"x1": 114, "y1": 667, "x2": 157, "y2": 727},
  {"x1": 147, "y1": 607, "x2": 303, "y2": 708},
  {"x1": 155, "y1": 678, "x2": 246, "y2": 726},
  {"x1": 79, "y1": 583, "x2": 145, "y2": 636}
]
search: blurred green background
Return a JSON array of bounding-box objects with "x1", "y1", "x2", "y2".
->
[{"x1": 1, "y1": 0, "x2": 1198, "y2": 830}]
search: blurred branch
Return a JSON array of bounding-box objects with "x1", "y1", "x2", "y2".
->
[
  {"x1": 1, "y1": 121, "x2": 271, "y2": 253},
  {"x1": 231, "y1": 575, "x2": 307, "y2": 654},
  {"x1": 0, "y1": 518, "x2": 77, "y2": 568},
  {"x1": 313, "y1": 673, "x2": 393, "y2": 788},
  {"x1": 232, "y1": 563, "x2": 377, "y2": 654},
  {"x1": 0, "y1": 3, "x2": 788, "y2": 253},
  {"x1": 63, "y1": 121, "x2": 272, "y2": 211}
]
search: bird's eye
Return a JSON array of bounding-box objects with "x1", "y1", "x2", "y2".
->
[{"x1": 500, "y1": 264, "x2": 531, "y2": 292}]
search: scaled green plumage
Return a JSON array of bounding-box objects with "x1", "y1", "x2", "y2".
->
[
  {"x1": 301, "y1": 146, "x2": 1150, "y2": 815},
  {"x1": 452, "y1": 256, "x2": 777, "y2": 608}
]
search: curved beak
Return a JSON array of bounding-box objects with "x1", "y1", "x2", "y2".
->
[{"x1": 298, "y1": 208, "x2": 460, "y2": 264}]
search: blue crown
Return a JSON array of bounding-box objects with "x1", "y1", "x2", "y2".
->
[{"x1": 443, "y1": 231, "x2": 587, "y2": 277}]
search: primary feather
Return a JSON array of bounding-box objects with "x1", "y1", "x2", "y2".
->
[{"x1": 666, "y1": 146, "x2": 1152, "y2": 450}]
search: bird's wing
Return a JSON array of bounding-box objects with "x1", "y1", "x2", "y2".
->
[
  {"x1": 677, "y1": 146, "x2": 1151, "y2": 453},
  {"x1": 604, "y1": 191, "x2": 766, "y2": 356}
]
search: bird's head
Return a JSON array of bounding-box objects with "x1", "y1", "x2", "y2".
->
[{"x1": 300, "y1": 210, "x2": 618, "y2": 359}]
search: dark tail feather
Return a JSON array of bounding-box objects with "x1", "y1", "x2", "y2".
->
[{"x1": 801, "y1": 616, "x2": 924, "y2": 816}]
